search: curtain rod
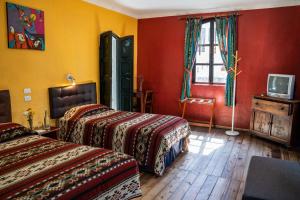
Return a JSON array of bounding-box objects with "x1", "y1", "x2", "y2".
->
[{"x1": 178, "y1": 12, "x2": 240, "y2": 20}]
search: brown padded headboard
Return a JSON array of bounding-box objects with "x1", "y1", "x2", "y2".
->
[
  {"x1": 0, "y1": 90, "x2": 12, "y2": 123},
  {"x1": 48, "y1": 82, "x2": 97, "y2": 119}
]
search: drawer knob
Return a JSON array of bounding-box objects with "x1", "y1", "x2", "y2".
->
[{"x1": 280, "y1": 107, "x2": 285, "y2": 110}]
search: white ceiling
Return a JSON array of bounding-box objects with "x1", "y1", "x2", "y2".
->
[{"x1": 84, "y1": 0, "x2": 300, "y2": 19}]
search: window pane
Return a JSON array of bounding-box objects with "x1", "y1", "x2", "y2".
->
[
  {"x1": 200, "y1": 22, "x2": 210, "y2": 45},
  {"x1": 214, "y1": 46, "x2": 223, "y2": 64},
  {"x1": 195, "y1": 65, "x2": 209, "y2": 83},
  {"x1": 196, "y1": 46, "x2": 210, "y2": 63},
  {"x1": 214, "y1": 22, "x2": 218, "y2": 44},
  {"x1": 213, "y1": 65, "x2": 227, "y2": 83}
]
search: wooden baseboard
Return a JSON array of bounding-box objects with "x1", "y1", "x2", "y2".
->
[
  {"x1": 215, "y1": 125, "x2": 250, "y2": 132},
  {"x1": 190, "y1": 124, "x2": 250, "y2": 132}
]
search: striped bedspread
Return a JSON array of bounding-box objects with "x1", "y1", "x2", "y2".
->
[
  {"x1": 58, "y1": 104, "x2": 191, "y2": 176},
  {"x1": 0, "y1": 135, "x2": 141, "y2": 200}
]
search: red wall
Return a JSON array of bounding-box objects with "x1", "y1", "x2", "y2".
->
[{"x1": 137, "y1": 6, "x2": 300, "y2": 129}]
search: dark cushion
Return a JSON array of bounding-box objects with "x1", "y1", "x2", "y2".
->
[{"x1": 243, "y1": 156, "x2": 300, "y2": 200}]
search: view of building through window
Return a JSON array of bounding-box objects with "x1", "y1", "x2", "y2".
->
[{"x1": 193, "y1": 20, "x2": 227, "y2": 84}]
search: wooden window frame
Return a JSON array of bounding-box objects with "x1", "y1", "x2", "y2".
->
[{"x1": 192, "y1": 19, "x2": 225, "y2": 85}]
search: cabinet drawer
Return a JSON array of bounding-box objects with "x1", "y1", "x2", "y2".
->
[{"x1": 252, "y1": 99, "x2": 291, "y2": 116}]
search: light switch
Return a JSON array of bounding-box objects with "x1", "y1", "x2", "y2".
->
[
  {"x1": 24, "y1": 88, "x2": 31, "y2": 94},
  {"x1": 24, "y1": 95, "x2": 32, "y2": 102}
]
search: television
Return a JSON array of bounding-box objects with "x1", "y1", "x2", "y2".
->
[{"x1": 267, "y1": 74, "x2": 295, "y2": 99}]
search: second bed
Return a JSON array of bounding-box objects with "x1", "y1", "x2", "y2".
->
[{"x1": 49, "y1": 83, "x2": 191, "y2": 176}]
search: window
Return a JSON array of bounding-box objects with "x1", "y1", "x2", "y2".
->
[{"x1": 193, "y1": 19, "x2": 227, "y2": 84}]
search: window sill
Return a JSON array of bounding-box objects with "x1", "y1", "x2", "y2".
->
[{"x1": 192, "y1": 83, "x2": 225, "y2": 87}]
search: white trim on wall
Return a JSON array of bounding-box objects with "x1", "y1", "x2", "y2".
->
[
  {"x1": 83, "y1": 0, "x2": 300, "y2": 19},
  {"x1": 84, "y1": 0, "x2": 139, "y2": 18}
]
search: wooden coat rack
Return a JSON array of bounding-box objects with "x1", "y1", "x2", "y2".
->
[{"x1": 225, "y1": 50, "x2": 242, "y2": 136}]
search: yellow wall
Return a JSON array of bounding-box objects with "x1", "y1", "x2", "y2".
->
[{"x1": 0, "y1": 0, "x2": 137, "y2": 126}]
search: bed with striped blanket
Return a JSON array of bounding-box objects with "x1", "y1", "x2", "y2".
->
[
  {"x1": 0, "y1": 122, "x2": 141, "y2": 200},
  {"x1": 58, "y1": 104, "x2": 191, "y2": 176}
]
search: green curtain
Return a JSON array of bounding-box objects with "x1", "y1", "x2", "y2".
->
[
  {"x1": 215, "y1": 15, "x2": 237, "y2": 106},
  {"x1": 180, "y1": 18, "x2": 202, "y2": 101}
]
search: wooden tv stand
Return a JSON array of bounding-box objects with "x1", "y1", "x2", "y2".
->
[{"x1": 250, "y1": 95, "x2": 300, "y2": 147}]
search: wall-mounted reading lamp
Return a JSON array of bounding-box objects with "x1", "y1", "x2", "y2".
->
[{"x1": 66, "y1": 73, "x2": 76, "y2": 85}]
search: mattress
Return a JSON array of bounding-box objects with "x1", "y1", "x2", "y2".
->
[{"x1": 58, "y1": 104, "x2": 191, "y2": 176}]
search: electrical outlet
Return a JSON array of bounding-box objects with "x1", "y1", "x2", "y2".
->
[
  {"x1": 24, "y1": 88, "x2": 31, "y2": 94},
  {"x1": 24, "y1": 95, "x2": 32, "y2": 102}
]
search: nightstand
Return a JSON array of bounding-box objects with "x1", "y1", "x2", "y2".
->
[{"x1": 34, "y1": 127, "x2": 60, "y2": 140}]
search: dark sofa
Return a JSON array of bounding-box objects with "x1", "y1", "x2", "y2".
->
[{"x1": 243, "y1": 156, "x2": 300, "y2": 200}]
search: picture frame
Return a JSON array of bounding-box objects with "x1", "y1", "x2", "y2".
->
[{"x1": 6, "y1": 2, "x2": 45, "y2": 50}]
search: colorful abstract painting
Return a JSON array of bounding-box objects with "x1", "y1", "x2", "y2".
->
[{"x1": 6, "y1": 3, "x2": 45, "y2": 50}]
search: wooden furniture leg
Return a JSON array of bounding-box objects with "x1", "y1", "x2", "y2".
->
[
  {"x1": 181, "y1": 101, "x2": 187, "y2": 118},
  {"x1": 140, "y1": 92, "x2": 144, "y2": 113},
  {"x1": 143, "y1": 90, "x2": 153, "y2": 113},
  {"x1": 208, "y1": 100, "x2": 215, "y2": 133}
]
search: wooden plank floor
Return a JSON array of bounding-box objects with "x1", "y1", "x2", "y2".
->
[{"x1": 138, "y1": 126, "x2": 300, "y2": 200}]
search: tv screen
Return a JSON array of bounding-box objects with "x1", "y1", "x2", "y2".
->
[{"x1": 268, "y1": 76, "x2": 289, "y2": 94}]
